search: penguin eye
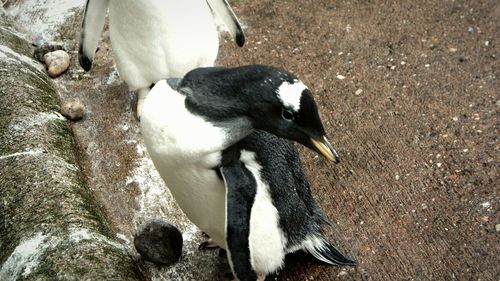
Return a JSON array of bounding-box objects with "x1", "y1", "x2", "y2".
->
[{"x1": 281, "y1": 109, "x2": 295, "y2": 121}]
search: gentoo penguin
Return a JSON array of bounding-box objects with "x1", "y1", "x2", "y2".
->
[
  {"x1": 78, "y1": 0, "x2": 245, "y2": 118},
  {"x1": 140, "y1": 65, "x2": 356, "y2": 280}
]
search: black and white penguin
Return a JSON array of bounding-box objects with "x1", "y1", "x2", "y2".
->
[
  {"x1": 140, "y1": 65, "x2": 356, "y2": 280},
  {"x1": 78, "y1": 0, "x2": 245, "y2": 117}
]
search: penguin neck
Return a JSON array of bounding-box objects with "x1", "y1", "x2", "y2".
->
[
  {"x1": 185, "y1": 90, "x2": 255, "y2": 148},
  {"x1": 177, "y1": 78, "x2": 263, "y2": 146}
]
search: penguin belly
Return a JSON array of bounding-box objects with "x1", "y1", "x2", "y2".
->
[
  {"x1": 140, "y1": 80, "x2": 230, "y2": 248},
  {"x1": 155, "y1": 162, "x2": 228, "y2": 248},
  {"x1": 108, "y1": 0, "x2": 219, "y2": 90}
]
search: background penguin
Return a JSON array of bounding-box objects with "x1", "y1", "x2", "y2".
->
[
  {"x1": 78, "y1": 0, "x2": 245, "y2": 118},
  {"x1": 140, "y1": 65, "x2": 356, "y2": 280}
]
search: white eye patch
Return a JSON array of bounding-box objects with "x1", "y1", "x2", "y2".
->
[{"x1": 276, "y1": 80, "x2": 307, "y2": 112}]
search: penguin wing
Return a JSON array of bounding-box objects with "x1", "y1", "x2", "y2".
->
[
  {"x1": 78, "y1": 0, "x2": 109, "y2": 71},
  {"x1": 220, "y1": 147, "x2": 258, "y2": 281},
  {"x1": 239, "y1": 132, "x2": 357, "y2": 266},
  {"x1": 205, "y1": 0, "x2": 245, "y2": 46}
]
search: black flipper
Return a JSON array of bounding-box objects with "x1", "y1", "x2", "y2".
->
[
  {"x1": 220, "y1": 147, "x2": 258, "y2": 281},
  {"x1": 78, "y1": 0, "x2": 109, "y2": 71},
  {"x1": 205, "y1": 0, "x2": 245, "y2": 47},
  {"x1": 78, "y1": 43, "x2": 93, "y2": 71}
]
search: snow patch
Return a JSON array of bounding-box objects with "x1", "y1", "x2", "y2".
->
[
  {"x1": 5, "y1": 0, "x2": 85, "y2": 42},
  {"x1": 0, "y1": 232, "x2": 50, "y2": 280},
  {"x1": 105, "y1": 67, "x2": 120, "y2": 86},
  {"x1": 0, "y1": 227, "x2": 128, "y2": 280},
  {"x1": 9, "y1": 112, "x2": 65, "y2": 134},
  {"x1": 68, "y1": 226, "x2": 126, "y2": 251},
  {"x1": 0, "y1": 44, "x2": 45, "y2": 72},
  {"x1": 127, "y1": 143, "x2": 174, "y2": 219},
  {"x1": 0, "y1": 26, "x2": 29, "y2": 41},
  {"x1": 0, "y1": 149, "x2": 45, "y2": 161}
]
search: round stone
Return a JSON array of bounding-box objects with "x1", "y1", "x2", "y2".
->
[
  {"x1": 134, "y1": 219, "x2": 183, "y2": 265},
  {"x1": 61, "y1": 99, "x2": 85, "y2": 121},
  {"x1": 44, "y1": 50, "x2": 70, "y2": 78}
]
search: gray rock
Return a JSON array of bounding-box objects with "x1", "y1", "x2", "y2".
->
[
  {"x1": 0, "y1": 9, "x2": 146, "y2": 281},
  {"x1": 33, "y1": 43, "x2": 64, "y2": 62},
  {"x1": 134, "y1": 219, "x2": 183, "y2": 265}
]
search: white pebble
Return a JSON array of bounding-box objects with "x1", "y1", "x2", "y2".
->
[
  {"x1": 44, "y1": 50, "x2": 70, "y2": 78},
  {"x1": 355, "y1": 89, "x2": 363, "y2": 95},
  {"x1": 336, "y1": 74, "x2": 346, "y2": 80},
  {"x1": 61, "y1": 99, "x2": 85, "y2": 121},
  {"x1": 481, "y1": 202, "x2": 491, "y2": 209}
]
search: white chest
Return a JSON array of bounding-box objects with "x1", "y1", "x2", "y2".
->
[
  {"x1": 141, "y1": 81, "x2": 229, "y2": 163},
  {"x1": 140, "y1": 80, "x2": 229, "y2": 246}
]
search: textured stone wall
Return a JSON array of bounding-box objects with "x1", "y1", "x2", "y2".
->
[{"x1": 0, "y1": 9, "x2": 145, "y2": 280}]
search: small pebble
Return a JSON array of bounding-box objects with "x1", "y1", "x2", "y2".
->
[
  {"x1": 134, "y1": 219, "x2": 183, "y2": 265},
  {"x1": 355, "y1": 89, "x2": 363, "y2": 95},
  {"x1": 496, "y1": 224, "x2": 500, "y2": 232},
  {"x1": 481, "y1": 202, "x2": 491, "y2": 209},
  {"x1": 337, "y1": 270, "x2": 348, "y2": 277},
  {"x1": 449, "y1": 47, "x2": 458, "y2": 53},
  {"x1": 61, "y1": 99, "x2": 85, "y2": 121},
  {"x1": 336, "y1": 74, "x2": 346, "y2": 80},
  {"x1": 44, "y1": 50, "x2": 70, "y2": 78}
]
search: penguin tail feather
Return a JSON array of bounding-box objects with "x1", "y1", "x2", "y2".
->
[{"x1": 309, "y1": 240, "x2": 357, "y2": 266}]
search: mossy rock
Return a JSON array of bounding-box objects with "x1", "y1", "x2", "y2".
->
[{"x1": 0, "y1": 9, "x2": 146, "y2": 281}]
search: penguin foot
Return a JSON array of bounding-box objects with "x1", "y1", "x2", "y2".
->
[{"x1": 198, "y1": 238, "x2": 219, "y2": 250}]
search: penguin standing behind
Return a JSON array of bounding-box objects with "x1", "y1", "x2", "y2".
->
[
  {"x1": 140, "y1": 65, "x2": 356, "y2": 280},
  {"x1": 78, "y1": 0, "x2": 245, "y2": 118}
]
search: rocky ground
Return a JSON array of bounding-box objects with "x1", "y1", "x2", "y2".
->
[{"x1": 2, "y1": 0, "x2": 498, "y2": 280}]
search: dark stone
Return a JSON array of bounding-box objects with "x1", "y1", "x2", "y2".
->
[
  {"x1": 134, "y1": 219, "x2": 183, "y2": 265},
  {"x1": 33, "y1": 43, "x2": 64, "y2": 62}
]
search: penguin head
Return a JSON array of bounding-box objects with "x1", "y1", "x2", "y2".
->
[{"x1": 180, "y1": 65, "x2": 340, "y2": 162}]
